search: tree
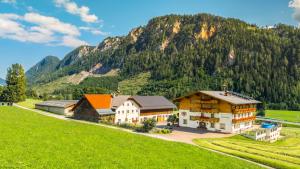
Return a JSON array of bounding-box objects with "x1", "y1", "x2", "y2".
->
[
  {"x1": 0, "y1": 64, "x2": 26, "y2": 102},
  {"x1": 167, "y1": 114, "x2": 179, "y2": 126}
]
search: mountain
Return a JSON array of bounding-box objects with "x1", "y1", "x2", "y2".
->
[
  {"x1": 26, "y1": 56, "x2": 60, "y2": 84},
  {"x1": 0, "y1": 78, "x2": 5, "y2": 86},
  {"x1": 27, "y1": 13, "x2": 300, "y2": 109}
]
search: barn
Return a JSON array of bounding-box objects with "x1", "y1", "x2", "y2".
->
[
  {"x1": 73, "y1": 94, "x2": 114, "y2": 123},
  {"x1": 35, "y1": 100, "x2": 78, "y2": 116}
]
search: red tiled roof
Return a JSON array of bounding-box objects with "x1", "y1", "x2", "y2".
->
[{"x1": 84, "y1": 94, "x2": 112, "y2": 109}]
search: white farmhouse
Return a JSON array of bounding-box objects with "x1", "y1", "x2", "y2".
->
[{"x1": 112, "y1": 95, "x2": 140, "y2": 124}]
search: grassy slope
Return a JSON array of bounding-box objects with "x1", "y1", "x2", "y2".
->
[
  {"x1": 32, "y1": 76, "x2": 71, "y2": 94},
  {"x1": 265, "y1": 110, "x2": 300, "y2": 123},
  {"x1": 118, "y1": 72, "x2": 150, "y2": 95},
  {"x1": 0, "y1": 106, "x2": 261, "y2": 169},
  {"x1": 194, "y1": 127, "x2": 300, "y2": 169},
  {"x1": 18, "y1": 99, "x2": 42, "y2": 109}
]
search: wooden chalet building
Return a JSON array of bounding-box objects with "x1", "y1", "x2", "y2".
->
[{"x1": 174, "y1": 91, "x2": 260, "y2": 133}]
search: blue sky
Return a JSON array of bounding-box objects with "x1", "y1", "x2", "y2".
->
[{"x1": 0, "y1": 0, "x2": 299, "y2": 78}]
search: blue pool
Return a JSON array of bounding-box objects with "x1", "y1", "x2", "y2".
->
[{"x1": 261, "y1": 123, "x2": 276, "y2": 129}]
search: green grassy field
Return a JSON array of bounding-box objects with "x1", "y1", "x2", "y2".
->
[
  {"x1": 265, "y1": 110, "x2": 300, "y2": 123},
  {"x1": 18, "y1": 99, "x2": 42, "y2": 109},
  {"x1": 194, "y1": 127, "x2": 300, "y2": 169},
  {"x1": 0, "y1": 106, "x2": 262, "y2": 169}
]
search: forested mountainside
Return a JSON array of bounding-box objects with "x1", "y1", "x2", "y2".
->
[
  {"x1": 26, "y1": 56, "x2": 60, "y2": 84},
  {"x1": 27, "y1": 13, "x2": 300, "y2": 109}
]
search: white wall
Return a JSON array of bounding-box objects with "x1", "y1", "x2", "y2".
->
[
  {"x1": 114, "y1": 100, "x2": 140, "y2": 124},
  {"x1": 178, "y1": 110, "x2": 255, "y2": 133}
]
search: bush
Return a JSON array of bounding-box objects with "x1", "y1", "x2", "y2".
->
[
  {"x1": 119, "y1": 123, "x2": 141, "y2": 130},
  {"x1": 136, "y1": 119, "x2": 157, "y2": 133},
  {"x1": 167, "y1": 114, "x2": 179, "y2": 126},
  {"x1": 152, "y1": 128, "x2": 171, "y2": 134}
]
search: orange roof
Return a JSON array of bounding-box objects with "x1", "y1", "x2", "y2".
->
[{"x1": 84, "y1": 94, "x2": 112, "y2": 109}]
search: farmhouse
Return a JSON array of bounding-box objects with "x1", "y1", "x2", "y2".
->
[
  {"x1": 35, "y1": 100, "x2": 78, "y2": 116},
  {"x1": 174, "y1": 91, "x2": 260, "y2": 133},
  {"x1": 73, "y1": 94, "x2": 114, "y2": 122},
  {"x1": 130, "y1": 96, "x2": 176, "y2": 123},
  {"x1": 73, "y1": 94, "x2": 176, "y2": 124},
  {"x1": 112, "y1": 95, "x2": 140, "y2": 124}
]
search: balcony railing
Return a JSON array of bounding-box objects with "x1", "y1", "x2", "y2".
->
[
  {"x1": 232, "y1": 116, "x2": 256, "y2": 123},
  {"x1": 190, "y1": 116, "x2": 220, "y2": 123},
  {"x1": 190, "y1": 108, "x2": 219, "y2": 113},
  {"x1": 199, "y1": 100, "x2": 218, "y2": 104},
  {"x1": 233, "y1": 108, "x2": 257, "y2": 114}
]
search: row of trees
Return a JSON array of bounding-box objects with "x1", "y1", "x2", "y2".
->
[{"x1": 0, "y1": 64, "x2": 26, "y2": 103}]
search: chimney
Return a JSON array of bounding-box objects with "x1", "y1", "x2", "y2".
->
[{"x1": 222, "y1": 84, "x2": 228, "y2": 96}]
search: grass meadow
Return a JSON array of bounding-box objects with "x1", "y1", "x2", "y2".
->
[
  {"x1": 194, "y1": 127, "x2": 300, "y2": 169},
  {"x1": 0, "y1": 106, "x2": 262, "y2": 169},
  {"x1": 265, "y1": 110, "x2": 300, "y2": 123}
]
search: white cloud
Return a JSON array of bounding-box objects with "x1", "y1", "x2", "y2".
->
[
  {"x1": 0, "y1": 12, "x2": 88, "y2": 47},
  {"x1": 79, "y1": 26, "x2": 107, "y2": 35},
  {"x1": 0, "y1": 0, "x2": 16, "y2": 4},
  {"x1": 54, "y1": 0, "x2": 98, "y2": 23},
  {"x1": 289, "y1": 0, "x2": 300, "y2": 25},
  {"x1": 24, "y1": 12, "x2": 80, "y2": 36},
  {"x1": 61, "y1": 35, "x2": 88, "y2": 47}
]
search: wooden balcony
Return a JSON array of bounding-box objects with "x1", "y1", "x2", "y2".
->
[
  {"x1": 190, "y1": 116, "x2": 220, "y2": 123},
  {"x1": 199, "y1": 100, "x2": 218, "y2": 104},
  {"x1": 232, "y1": 116, "x2": 256, "y2": 124},
  {"x1": 233, "y1": 108, "x2": 257, "y2": 114},
  {"x1": 190, "y1": 108, "x2": 219, "y2": 113}
]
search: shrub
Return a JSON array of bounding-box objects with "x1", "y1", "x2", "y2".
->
[
  {"x1": 151, "y1": 128, "x2": 171, "y2": 134},
  {"x1": 167, "y1": 114, "x2": 179, "y2": 126},
  {"x1": 137, "y1": 119, "x2": 157, "y2": 133}
]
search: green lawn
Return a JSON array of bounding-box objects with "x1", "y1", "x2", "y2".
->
[
  {"x1": 265, "y1": 110, "x2": 300, "y2": 123},
  {"x1": 0, "y1": 106, "x2": 261, "y2": 169},
  {"x1": 18, "y1": 98, "x2": 42, "y2": 109},
  {"x1": 194, "y1": 127, "x2": 300, "y2": 169}
]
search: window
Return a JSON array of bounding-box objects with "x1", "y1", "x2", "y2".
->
[
  {"x1": 132, "y1": 110, "x2": 134, "y2": 113},
  {"x1": 183, "y1": 119, "x2": 187, "y2": 124},
  {"x1": 122, "y1": 111, "x2": 124, "y2": 114},
  {"x1": 201, "y1": 113, "x2": 205, "y2": 117},
  {"x1": 127, "y1": 110, "x2": 129, "y2": 113},
  {"x1": 211, "y1": 123, "x2": 215, "y2": 128},
  {"x1": 127, "y1": 103, "x2": 130, "y2": 106},
  {"x1": 211, "y1": 114, "x2": 215, "y2": 118},
  {"x1": 220, "y1": 123, "x2": 226, "y2": 130}
]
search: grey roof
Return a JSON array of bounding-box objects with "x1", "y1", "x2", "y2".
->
[
  {"x1": 111, "y1": 95, "x2": 130, "y2": 108},
  {"x1": 96, "y1": 109, "x2": 115, "y2": 115},
  {"x1": 199, "y1": 91, "x2": 261, "y2": 105},
  {"x1": 131, "y1": 96, "x2": 176, "y2": 110},
  {"x1": 36, "y1": 100, "x2": 78, "y2": 108}
]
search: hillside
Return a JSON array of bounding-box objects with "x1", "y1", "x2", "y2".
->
[
  {"x1": 26, "y1": 56, "x2": 60, "y2": 84},
  {"x1": 27, "y1": 13, "x2": 300, "y2": 109},
  {"x1": 0, "y1": 78, "x2": 5, "y2": 86}
]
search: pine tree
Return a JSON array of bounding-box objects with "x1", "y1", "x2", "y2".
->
[{"x1": 0, "y1": 64, "x2": 26, "y2": 102}]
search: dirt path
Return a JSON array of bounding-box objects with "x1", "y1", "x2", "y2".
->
[{"x1": 14, "y1": 104, "x2": 273, "y2": 169}]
